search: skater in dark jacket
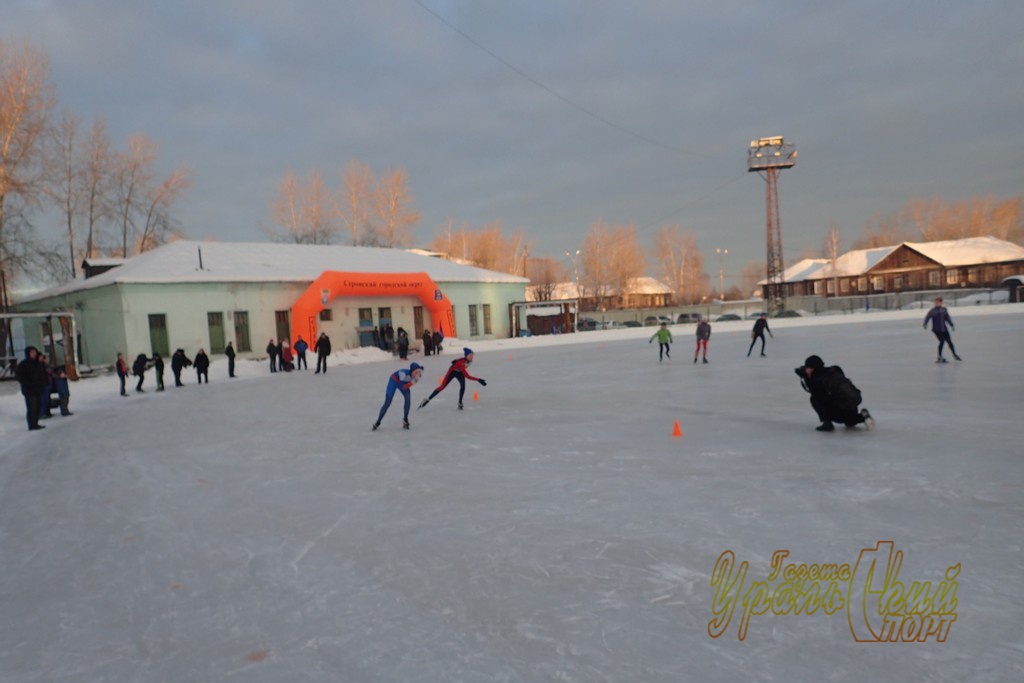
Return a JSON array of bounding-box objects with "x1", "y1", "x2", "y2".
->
[
  {"x1": 225, "y1": 341, "x2": 236, "y2": 377},
  {"x1": 171, "y1": 349, "x2": 191, "y2": 387},
  {"x1": 194, "y1": 349, "x2": 210, "y2": 384},
  {"x1": 695, "y1": 319, "x2": 712, "y2": 364},
  {"x1": 153, "y1": 352, "x2": 165, "y2": 391},
  {"x1": 132, "y1": 353, "x2": 150, "y2": 392},
  {"x1": 314, "y1": 333, "x2": 331, "y2": 374},
  {"x1": 372, "y1": 362, "x2": 424, "y2": 431},
  {"x1": 116, "y1": 352, "x2": 129, "y2": 396},
  {"x1": 419, "y1": 348, "x2": 486, "y2": 411},
  {"x1": 796, "y1": 355, "x2": 873, "y2": 432},
  {"x1": 747, "y1": 313, "x2": 773, "y2": 357},
  {"x1": 923, "y1": 297, "x2": 961, "y2": 362},
  {"x1": 16, "y1": 346, "x2": 49, "y2": 430}
]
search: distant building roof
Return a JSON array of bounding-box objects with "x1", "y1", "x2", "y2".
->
[
  {"x1": 525, "y1": 276, "x2": 673, "y2": 301},
  {"x1": 903, "y1": 236, "x2": 1024, "y2": 266},
  {"x1": 21, "y1": 240, "x2": 528, "y2": 303},
  {"x1": 820, "y1": 246, "x2": 899, "y2": 278},
  {"x1": 758, "y1": 258, "x2": 829, "y2": 285}
]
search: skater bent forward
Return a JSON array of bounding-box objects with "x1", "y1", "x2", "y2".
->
[
  {"x1": 373, "y1": 362, "x2": 424, "y2": 430},
  {"x1": 796, "y1": 355, "x2": 873, "y2": 432}
]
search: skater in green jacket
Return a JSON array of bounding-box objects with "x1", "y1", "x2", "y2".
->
[{"x1": 649, "y1": 323, "x2": 673, "y2": 361}]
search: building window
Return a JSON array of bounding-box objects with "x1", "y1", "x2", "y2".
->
[
  {"x1": 319, "y1": 309, "x2": 333, "y2": 321},
  {"x1": 148, "y1": 314, "x2": 170, "y2": 357},
  {"x1": 858, "y1": 277, "x2": 867, "y2": 291},
  {"x1": 893, "y1": 276, "x2": 903, "y2": 290},
  {"x1": 968, "y1": 268, "x2": 979, "y2": 283},
  {"x1": 358, "y1": 308, "x2": 373, "y2": 327},
  {"x1": 840, "y1": 279, "x2": 850, "y2": 294},
  {"x1": 468, "y1": 305, "x2": 479, "y2": 336},
  {"x1": 378, "y1": 307, "x2": 392, "y2": 325},
  {"x1": 482, "y1": 304, "x2": 492, "y2": 335},
  {"x1": 929, "y1": 271, "x2": 941, "y2": 286},
  {"x1": 872, "y1": 276, "x2": 885, "y2": 291},
  {"x1": 946, "y1": 270, "x2": 959, "y2": 285},
  {"x1": 826, "y1": 280, "x2": 835, "y2": 295},
  {"x1": 813, "y1": 281, "x2": 824, "y2": 295},
  {"x1": 233, "y1": 311, "x2": 251, "y2": 352},
  {"x1": 207, "y1": 312, "x2": 225, "y2": 354},
  {"x1": 274, "y1": 310, "x2": 291, "y2": 343}
]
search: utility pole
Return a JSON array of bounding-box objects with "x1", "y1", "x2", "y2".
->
[
  {"x1": 715, "y1": 247, "x2": 728, "y2": 300},
  {"x1": 748, "y1": 136, "x2": 797, "y2": 313}
]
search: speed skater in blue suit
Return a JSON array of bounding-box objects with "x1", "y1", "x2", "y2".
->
[{"x1": 373, "y1": 362, "x2": 424, "y2": 431}]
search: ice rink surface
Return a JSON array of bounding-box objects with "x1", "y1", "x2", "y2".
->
[{"x1": 1, "y1": 308, "x2": 1022, "y2": 682}]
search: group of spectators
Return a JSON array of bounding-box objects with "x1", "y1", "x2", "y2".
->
[
  {"x1": 265, "y1": 333, "x2": 332, "y2": 373},
  {"x1": 15, "y1": 346, "x2": 73, "y2": 431},
  {"x1": 116, "y1": 346, "x2": 215, "y2": 396},
  {"x1": 422, "y1": 329, "x2": 445, "y2": 357}
]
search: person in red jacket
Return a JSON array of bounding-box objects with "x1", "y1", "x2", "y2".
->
[{"x1": 418, "y1": 347, "x2": 487, "y2": 411}]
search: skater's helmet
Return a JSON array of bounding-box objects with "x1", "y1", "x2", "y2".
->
[
  {"x1": 463, "y1": 347, "x2": 474, "y2": 359},
  {"x1": 409, "y1": 362, "x2": 424, "y2": 376}
]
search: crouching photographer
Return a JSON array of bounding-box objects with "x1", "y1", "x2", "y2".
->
[{"x1": 796, "y1": 355, "x2": 874, "y2": 432}]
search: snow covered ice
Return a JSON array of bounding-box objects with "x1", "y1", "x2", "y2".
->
[{"x1": 1, "y1": 307, "x2": 1022, "y2": 682}]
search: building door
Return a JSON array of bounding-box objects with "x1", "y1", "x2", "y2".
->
[
  {"x1": 233, "y1": 311, "x2": 251, "y2": 352},
  {"x1": 207, "y1": 312, "x2": 225, "y2": 354},
  {"x1": 378, "y1": 307, "x2": 392, "y2": 327},
  {"x1": 148, "y1": 314, "x2": 170, "y2": 357},
  {"x1": 413, "y1": 306, "x2": 424, "y2": 338},
  {"x1": 275, "y1": 310, "x2": 291, "y2": 343}
]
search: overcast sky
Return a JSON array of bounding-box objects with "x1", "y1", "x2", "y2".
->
[{"x1": 8, "y1": 0, "x2": 1023, "y2": 285}]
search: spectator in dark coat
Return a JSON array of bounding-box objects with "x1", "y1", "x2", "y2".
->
[
  {"x1": 373, "y1": 326, "x2": 382, "y2": 349},
  {"x1": 116, "y1": 352, "x2": 129, "y2": 396},
  {"x1": 171, "y1": 349, "x2": 191, "y2": 387},
  {"x1": 266, "y1": 340, "x2": 278, "y2": 373},
  {"x1": 397, "y1": 327, "x2": 410, "y2": 360},
  {"x1": 194, "y1": 349, "x2": 210, "y2": 384},
  {"x1": 52, "y1": 363, "x2": 72, "y2": 416},
  {"x1": 16, "y1": 346, "x2": 49, "y2": 431},
  {"x1": 132, "y1": 353, "x2": 150, "y2": 393},
  {"x1": 314, "y1": 332, "x2": 331, "y2": 374},
  {"x1": 747, "y1": 313, "x2": 773, "y2": 357},
  {"x1": 797, "y1": 355, "x2": 873, "y2": 432},
  {"x1": 153, "y1": 352, "x2": 165, "y2": 391},
  {"x1": 38, "y1": 353, "x2": 55, "y2": 418},
  {"x1": 384, "y1": 325, "x2": 395, "y2": 352},
  {"x1": 225, "y1": 341, "x2": 236, "y2": 377},
  {"x1": 293, "y1": 336, "x2": 308, "y2": 370},
  {"x1": 422, "y1": 329, "x2": 434, "y2": 356},
  {"x1": 432, "y1": 330, "x2": 444, "y2": 355}
]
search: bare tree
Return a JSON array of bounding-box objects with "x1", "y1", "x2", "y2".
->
[
  {"x1": 46, "y1": 110, "x2": 83, "y2": 278},
  {"x1": 0, "y1": 38, "x2": 56, "y2": 303},
  {"x1": 81, "y1": 117, "x2": 113, "y2": 259},
  {"x1": 269, "y1": 169, "x2": 339, "y2": 245},
  {"x1": 580, "y1": 220, "x2": 616, "y2": 309},
  {"x1": 112, "y1": 133, "x2": 158, "y2": 256},
  {"x1": 337, "y1": 160, "x2": 374, "y2": 246},
  {"x1": 372, "y1": 168, "x2": 420, "y2": 247},
  {"x1": 652, "y1": 225, "x2": 710, "y2": 304},
  {"x1": 526, "y1": 256, "x2": 564, "y2": 301},
  {"x1": 135, "y1": 167, "x2": 190, "y2": 252},
  {"x1": 739, "y1": 260, "x2": 764, "y2": 299},
  {"x1": 270, "y1": 169, "x2": 303, "y2": 241},
  {"x1": 855, "y1": 193, "x2": 1024, "y2": 248},
  {"x1": 607, "y1": 223, "x2": 646, "y2": 306}
]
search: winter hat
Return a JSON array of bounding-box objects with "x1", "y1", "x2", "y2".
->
[
  {"x1": 24, "y1": 345, "x2": 38, "y2": 358},
  {"x1": 409, "y1": 362, "x2": 424, "y2": 372},
  {"x1": 803, "y1": 355, "x2": 825, "y2": 371},
  {"x1": 463, "y1": 347, "x2": 474, "y2": 357}
]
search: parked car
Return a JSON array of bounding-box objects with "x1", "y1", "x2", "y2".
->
[
  {"x1": 622, "y1": 320, "x2": 642, "y2": 328},
  {"x1": 643, "y1": 316, "x2": 660, "y2": 326},
  {"x1": 578, "y1": 318, "x2": 598, "y2": 331},
  {"x1": 716, "y1": 313, "x2": 741, "y2": 322},
  {"x1": 747, "y1": 312, "x2": 766, "y2": 319},
  {"x1": 677, "y1": 313, "x2": 701, "y2": 324},
  {"x1": 600, "y1": 320, "x2": 622, "y2": 329},
  {"x1": 773, "y1": 310, "x2": 802, "y2": 318}
]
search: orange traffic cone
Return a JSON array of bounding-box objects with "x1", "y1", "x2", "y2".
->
[
  {"x1": 473, "y1": 391, "x2": 480, "y2": 401},
  {"x1": 672, "y1": 420, "x2": 683, "y2": 438}
]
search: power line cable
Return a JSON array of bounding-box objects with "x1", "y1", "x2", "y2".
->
[{"x1": 412, "y1": 0, "x2": 726, "y2": 160}]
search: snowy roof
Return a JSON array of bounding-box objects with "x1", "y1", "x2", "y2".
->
[
  {"x1": 820, "y1": 246, "x2": 899, "y2": 278},
  {"x1": 903, "y1": 236, "x2": 1024, "y2": 266},
  {"x1": 526, "y1": 277, "x2": 672, "y2": 301},
  {"x1": 757, "y1": 258, "x2": 828, "y2": 285},
  {"x1": 21, "y1": 240, "x2": 528, "y2": 303},
  {"x1": 81, "y1": 257, "x2": 127, "y2": 267}
]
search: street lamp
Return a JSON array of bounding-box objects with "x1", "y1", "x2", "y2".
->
[
  {"x1": 565, "y1": 249, "x2": 581, "y2": 332},
  {"x1": 715, "y1": 247, "x2": 728, "y2": 300}
]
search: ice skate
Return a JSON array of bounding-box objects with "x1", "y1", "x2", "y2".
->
[
  {"x1": 816, "y1": 422, "x2": 835, "y2": 432},
  {"x1": 371, "y1": 421, "x2": 380, "y2": 431},
  {"x1": 402, "y1": 419, "x2": 410, "y2": 430},
  {"x1": 703, "y1": 357, "x2": 708, "y2": 364},
  {"x1": 953, "y1": 354, "x2": 962, "y2": 361},
  {"x1": 418, "y1": 398, "x2": 430, "y2": 410},
  {"x1": 937, "y1": 356, "x2": 947, "y2": 363},
  {"x1": 861, "y1": 409, "x2": 875, "y2": 431},
  {"x1": 457, "y1": 403, "x2": 464, "y2": 411}
]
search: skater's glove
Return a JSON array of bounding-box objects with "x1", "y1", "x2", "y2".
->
[{"x1": 479, "y1": 379, "x2": 487, "y2": 386}]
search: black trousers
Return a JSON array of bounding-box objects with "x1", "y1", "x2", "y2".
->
[
  {"x1": 933, "y1": 331, "x2": 957, "y2": 357},
  {"x1": 173, "y1": 370, "x2": 183, "y2": 387},
  {"x1": 228, "y1": 358, "x2": 235, "y2": 377},
  {"x1": 156, "y1": 370, "x2": 165, "y2": 390},
  {"x1": 296, "y1": 353, "x2": 306, "y2": 370},
  {"x1": 658, "y1": 342, "x2": 670, "y2": 360},
  {"x1": 429, "y1": 372, "x2": 466, "y2": 403},
  {"x1": 23, "y1": 393, "x2": 42, "y2": 429},
  {"x1": 747, "y1": 334, "x2": 766, "y2": 356},
  {"x1": 136, "y1": 374, "x2": 144, "y2": 391},
  {"x1": 811, "y1": 395, "x2": 863, "y2": 427},
  {"x1": 316, "y1": 354, "x2": 327, "y2": 373}
]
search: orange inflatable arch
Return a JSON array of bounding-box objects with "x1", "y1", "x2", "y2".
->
[{"x1": 291, "y1": 271, "x2": 456, "y2": 344}]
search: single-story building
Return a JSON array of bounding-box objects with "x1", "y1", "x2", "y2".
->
[
  {"x1": 527, "y1": 276, "x2": 675, "y2": 310},
  {"x1": 767, "y1": 236, "x2": 1024, "y2": 298},
  {"x1": 14, "y1": 241, "x2": 528, "y2": 366}
]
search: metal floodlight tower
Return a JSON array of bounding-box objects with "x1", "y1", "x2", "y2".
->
[{"x1": 747, "y1": 136, "x2": 797, "y2": 313}]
